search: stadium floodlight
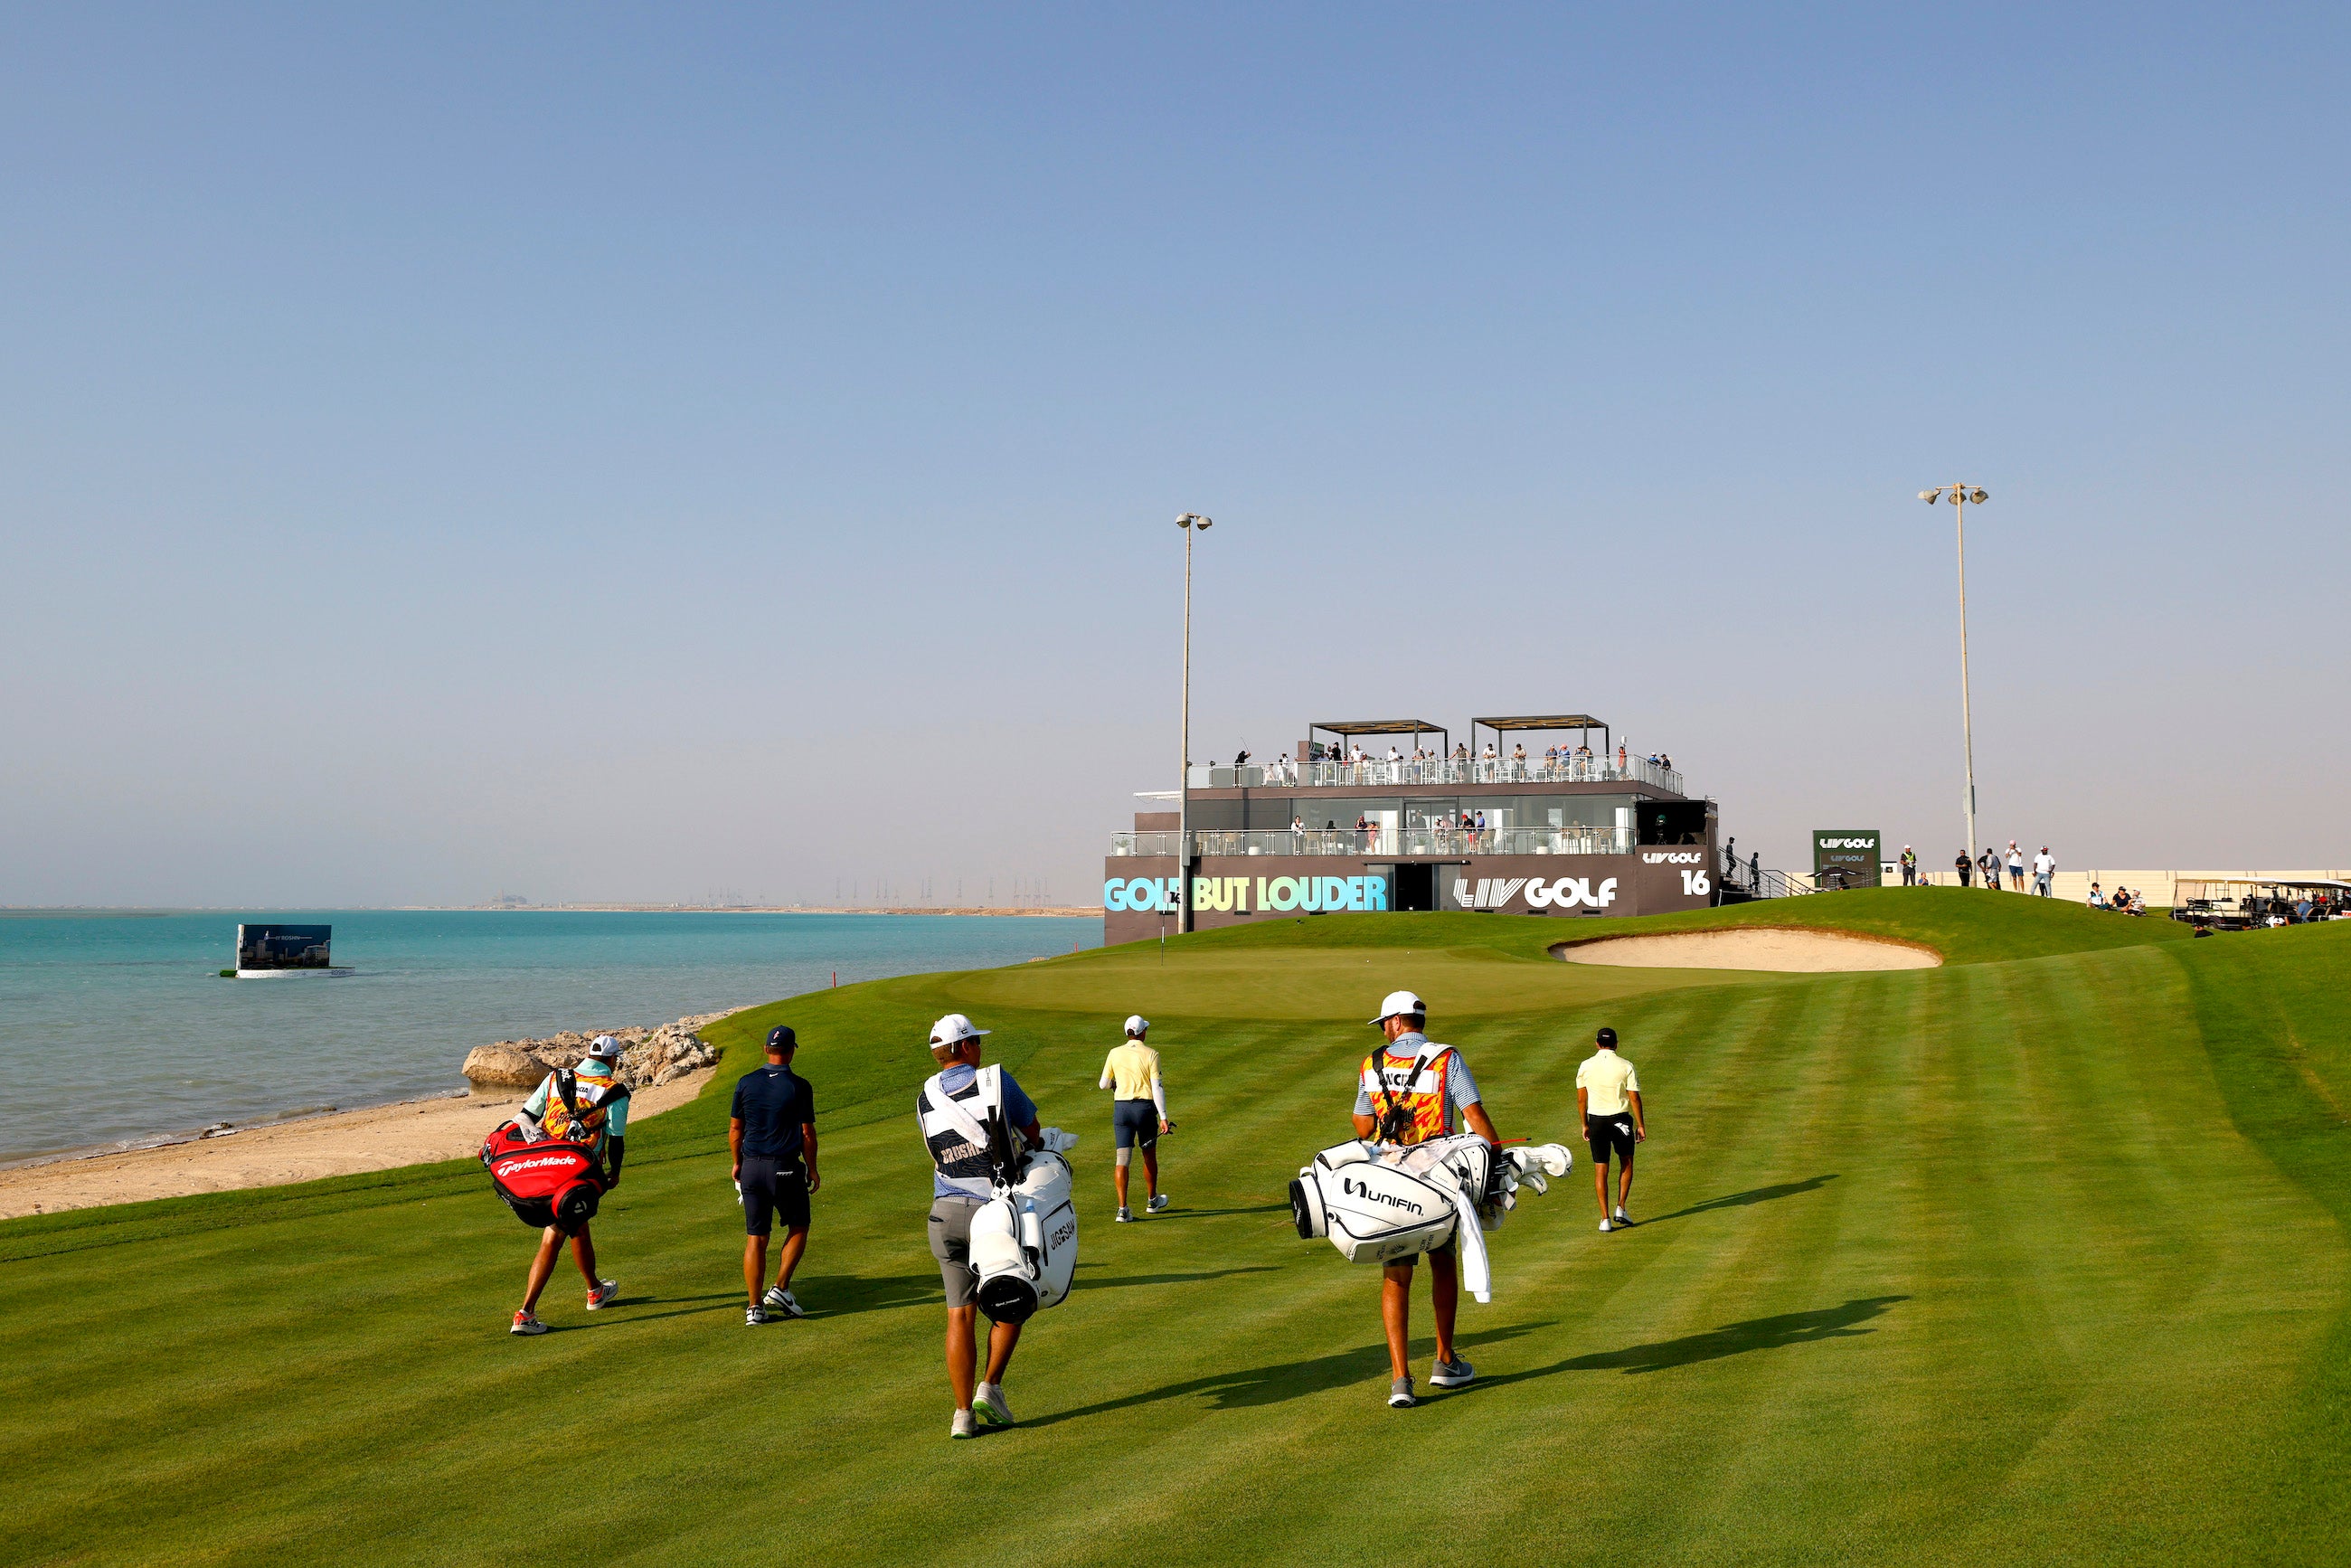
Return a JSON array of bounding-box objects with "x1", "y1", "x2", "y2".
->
[
  {"x1": 1919, "y1": 483, "x2": 1992, "y2": 868},
  {"x1": 1174, "y1": 511, "x2": 1216, "y2": 933}
]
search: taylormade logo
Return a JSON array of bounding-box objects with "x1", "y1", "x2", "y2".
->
[
  {"x1": 1343, "y1": 1176, "x2": 1425, "y2": 1215},
  {"x1": 499, "y1": 1156, "x2": 576, "y2": 1175}
]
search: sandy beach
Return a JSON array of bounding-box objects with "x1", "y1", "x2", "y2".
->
[{"x1": 0, "y1": 1066, "x2": 715, "y2": 1221}]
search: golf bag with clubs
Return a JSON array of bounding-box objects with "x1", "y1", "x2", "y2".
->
[
  {"x1": 925, "y1": 1063, "x2": 1082, "y2": 1325},
  {"x1": 1289, "y1": 1133, "x2": 1574, "y2": 1302},
  {"x1": 479, "y1": 1119, "x2": 605, "y2": 1235}
]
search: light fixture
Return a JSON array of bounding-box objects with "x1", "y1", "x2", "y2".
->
[
  {"x1": 1920, "y1": 489, "x2": 1942, "y2": 503},
  {"x1": 1969, "y1": 488, "x2": 1988, "y2": 504}
]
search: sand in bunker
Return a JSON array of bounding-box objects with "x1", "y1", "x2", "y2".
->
[
  {"x1": 1555, "y1": 928, "x2": 1941, "y2": 972},
  {"x1": 0, "y1": 1066, "x2": 715, "y2": 1221}
]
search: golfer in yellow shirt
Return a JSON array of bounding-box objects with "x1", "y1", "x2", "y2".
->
[
  {"x1": 1576, "y1": 1026, "x2": 1647, "y2": 1232},
  {"x1": 1100, "y1": 1015, "x2": 1173, "y2": 1221}
]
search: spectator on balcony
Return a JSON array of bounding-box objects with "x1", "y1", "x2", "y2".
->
[
  {"x1": 1509, "y1": 742, "x2": 1527, "y2": 778},
  {"x1": 1543, "y1": 743, "x2": 1559, "y2": 769},
  {"x1": 1452, "y1": 742, "x2": 1469, "y2": 763},
  {"x1": 1355, "y1": 814, "x2": 1373, "y2": 851},
  {"x1": 1232, "y1": 749, "x2": 1251, "y2": 772},
  {"x1": 1388, "y1": 745, "x2": 1403, "y2": 764},
  {"x1": 1616, "y1": 742, "x2": 1628, "y2": 773}
]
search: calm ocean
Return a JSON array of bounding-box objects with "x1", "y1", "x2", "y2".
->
[{"x1": 0, "y1": 911, "x2": 1100, "y2": 1165}]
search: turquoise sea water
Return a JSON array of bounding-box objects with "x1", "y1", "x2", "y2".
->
[{"x1": 0, "y1": 911, "x2": 1100, "y2": 1164}]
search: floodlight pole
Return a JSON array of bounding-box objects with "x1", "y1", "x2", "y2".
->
[
  {"x1": 1921, "y1": 485, "x2": 1988, "y2": 869},
  {"x1": 1176, "y1": 514, "x2": 1212, "y2": 933}
]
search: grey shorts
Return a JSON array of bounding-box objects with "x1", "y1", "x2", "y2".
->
[{"x1": 928, "y1": 1195, "x2": 982, "y2": 1308}]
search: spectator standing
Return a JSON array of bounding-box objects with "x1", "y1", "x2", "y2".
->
[
  {"x1": 2032, "y1": 846, "x2": 2055, "y2": 896},
  {"x1": 1899, "y1": 845, "x2": 1918, "y2": 886},
  {"x1": 2006, "y1": 843, "x2": 2025, "y2": 891},
  {"x1": 1978, "y1": 847, "x2": 2001, "y2": 889},
  {"x1": 1955, "y1": 852, "x2": 1972, "y2": 888}
]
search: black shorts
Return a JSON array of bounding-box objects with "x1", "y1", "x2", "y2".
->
[
  {"x1": 1586, "y1": 1113, "x2": 1638, "y2": 1166},
  {"x1": 1113, "y1": 1099, "x2": 1159, "y2": 1151},
  {"x1": 741, "y1": 1155, "x2": 810, "y2": 1236}
]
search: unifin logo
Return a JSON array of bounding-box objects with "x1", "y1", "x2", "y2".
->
[
  {"x1": 1342, "y1": 1176, "x2": 1425, "y2": 1214},
  {"x1": 1641, "y1": 852, "x2": 1704, "y2": 864}
]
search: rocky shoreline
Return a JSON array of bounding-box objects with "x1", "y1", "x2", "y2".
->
[{"x1": 458, "y1": 1008, "x2": 743, "y2": 1092}]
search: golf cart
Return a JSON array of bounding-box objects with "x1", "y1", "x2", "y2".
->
[{"x1": 2170, "y1": 878, "x2": 2351, "y2": 931}]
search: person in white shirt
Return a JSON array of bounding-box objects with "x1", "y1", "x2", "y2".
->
[
  {"x1": 1576, "y1": 1027, "x2": 1647, "y2": 1231},
  {"x1": 2032, "y1": 846, "x2": 2055, "y2": 896},
  {"x1": 2006, "y1": 842, "x2": 2025, "y2": 892}
]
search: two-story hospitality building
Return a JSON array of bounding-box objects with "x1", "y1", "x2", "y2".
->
[{"x1": 1102, "y1": 713, "x2": 1718, "y2": 945}]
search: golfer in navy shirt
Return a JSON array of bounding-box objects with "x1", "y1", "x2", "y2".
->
[{"x1": 732, "y1": 1025, "x2": 819, "y2": 1326}]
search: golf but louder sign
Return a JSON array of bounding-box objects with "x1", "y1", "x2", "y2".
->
[{"x1": 1813, "y1": 829, "x2": 1881, "y2": 889}]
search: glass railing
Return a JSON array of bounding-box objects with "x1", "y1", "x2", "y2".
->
[
  {"x1": 1186, "y1": 757, "x2": 1685, "y2": 796},
  {"x1": 1110, "y1": 826, "x2": 1637, "y2": 858}
]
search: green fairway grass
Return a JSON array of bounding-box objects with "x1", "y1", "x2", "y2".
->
[{"x1": 5, "y1": 891, "x2": 2346, "y2": 1567}]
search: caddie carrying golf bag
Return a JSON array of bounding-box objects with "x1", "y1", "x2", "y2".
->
[
  {"x1": 1289, "y1": 1134, "x2": 1574, "y2": 1303},
  {"x1": 932, "y1": 1063, "x2": 1082, "y2": 1325},
  {"x1": 480, "y1": 1119, "x2": 604, "y2": 1235}
]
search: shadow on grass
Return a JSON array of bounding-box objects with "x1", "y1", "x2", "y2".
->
[
  {"x1": 1475, "y1": 1296, "x2": 1907, "y2": 1386},
  {"x1": 1074, "y1": 1265, "x2": 1279, "y2": 1289},
  {"x1": 1134, "y1": 1203, "x2": 1292, "y2": 1222},
  {"x1": 784, "y1": 1273, "x2": 941, "y2": 1318},
  {"x1": 1024, "y1": 1321, "x2": 1553, "y2": 1429},
  {"x1": 1637, "y1": 1174, "x2": 1840, "y2": 1226}
]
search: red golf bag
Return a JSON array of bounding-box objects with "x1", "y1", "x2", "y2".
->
[{"x1": 480, "y1": 1119, "x2": 605, "y2": 1234}]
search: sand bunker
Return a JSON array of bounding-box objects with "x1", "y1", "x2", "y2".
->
[{"x1": 1554, "y1": 928, "x2": 1941, "y2": 972}]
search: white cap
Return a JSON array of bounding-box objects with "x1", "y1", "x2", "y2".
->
[
  {"x1": 1124, "y1": 1015, "x2": 1148, "y2": 1037},
  {"x1": 1370, "y1": 989, "x2": 1428, "y2": 1025},
  {"x1": 587, "y1": 1034, "x2": 624, "y2": 1061},
  {"x1": 928, "y1": 1013, "x2": 990, "y2": 1050}
]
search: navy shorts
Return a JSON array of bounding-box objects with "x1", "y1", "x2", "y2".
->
[
  {"x1": 1586, "y1": 1113, "x2": 1638, "y2": 1166},
  {"x1": 1113, "y1": 1099, "x2": 1159, "y2": 1150},
  {"x1": 740, "y1": 1156, "x2": 810, "y2": 1236}
]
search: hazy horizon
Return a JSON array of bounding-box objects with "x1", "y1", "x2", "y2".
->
[{"x1": 5, "y1": 7, "x2": 2346, "y2": 908}]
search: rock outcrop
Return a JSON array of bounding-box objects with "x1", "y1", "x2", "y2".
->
[{"x1": 459, "y1": 1008, "x2": 741, "y2": 1093}]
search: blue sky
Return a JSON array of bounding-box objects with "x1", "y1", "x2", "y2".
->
[{"x1": 4, "y1": 5, "x2": 2346, "y2": 905}]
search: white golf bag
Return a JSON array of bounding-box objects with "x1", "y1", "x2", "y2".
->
[
  {"x1": 1290, "y1": 1134, "x2": 1573, "y2": 1303},
  {"x1": 968, "y1": 1132, "x2": 1080, "y2": 1324}
]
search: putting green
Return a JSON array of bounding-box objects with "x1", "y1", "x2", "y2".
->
[{"x1": 4, "y1": 892, "x2": 2346, "y2": 1567}]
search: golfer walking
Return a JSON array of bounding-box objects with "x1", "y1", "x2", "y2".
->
[
  {"x1": 509, "y1": 1036, "x2": 628, "y2": 1335},
  {"x1": 1577, "y1": 1028, "x2": 1646, "y2": 1231},
  {"x1": 732, "y1": 1025, "x2": 819, "y2": 1326},
  {"x1": 1100, "y1": 1015, "x2": 1171, "y2": 1221},
  {"x1": 917, "y1": 1013, "x2": 1044, "y2": 1439},
  {"x1": 1354, "y1": 989, "x2": 1502, "y2": 1409}
]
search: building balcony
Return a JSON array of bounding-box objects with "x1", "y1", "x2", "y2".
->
[
  {"x1": 1185, "y1": 755, "x2": 1685, "y2": 797},
  {"x1": 1109, "y1": 826, "x2": 1638, "y2": 859}
]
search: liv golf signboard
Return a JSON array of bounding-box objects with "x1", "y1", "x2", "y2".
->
[{"x1": 1812, "y1": 829, "x2": 1881, "y2": 889}]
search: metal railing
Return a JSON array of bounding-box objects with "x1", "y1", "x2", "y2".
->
[
  {"x1": 1187, "y1": 756, "x2": 1685, "y2": 796},
  {"x1": 1112, "y1": 826, "x2": 1637, "y2": 859}
]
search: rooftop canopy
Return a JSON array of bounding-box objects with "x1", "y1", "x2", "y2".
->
[
  {"x1": 1470, "y1": 713, "x2": 1611, "y2": 752},
  {"x1": 1309, "y1": 719, "x2": 1449, "y2": 754}
]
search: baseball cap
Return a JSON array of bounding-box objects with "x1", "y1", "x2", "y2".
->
[
  {"x1": 1596, "y1": 1026, "x2": 1619, "y2": 1049},
  {"x1": 586, "y1": 1034, "x2": 624, "y2": 1062},
  {"x1": 1369, "y1": 989, "x2": 1428, "y2": 1025},
  {"x1": 1124, "y1": 1015, "x2": 1148, "y2": 1037},
  {"x1": 766, "y1": 1025, "x2": 798, "y2": 1053},
  {"x1": 929, "y1": 1013, "x2": 990, "y2": 1050}
]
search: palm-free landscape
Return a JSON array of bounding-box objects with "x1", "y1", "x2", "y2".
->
[{"x1": 8, "y1": 893, "x2": 2346, "y2": 1566}]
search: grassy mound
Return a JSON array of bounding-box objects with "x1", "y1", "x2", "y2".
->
[{"x1": 5, "y1": 897, "x2": 2346, "y2": 1566}]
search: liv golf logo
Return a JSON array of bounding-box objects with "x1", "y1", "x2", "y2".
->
[{"x1": 1451, "y1": 875, "x2": 1618, "y2": 911}]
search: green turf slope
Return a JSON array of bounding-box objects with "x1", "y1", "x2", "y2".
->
[{"x1": 3, "y1": 893, "x2": 2345, "y2": 1568}]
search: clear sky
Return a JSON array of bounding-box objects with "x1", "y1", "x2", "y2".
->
[{"x1": 4, "y1": 5, "x2": 2346, "y2": 907}]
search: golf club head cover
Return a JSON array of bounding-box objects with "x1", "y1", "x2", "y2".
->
[{"x1": 1037, "y1": 1127, "x2": 1081, "y2": 1155}]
